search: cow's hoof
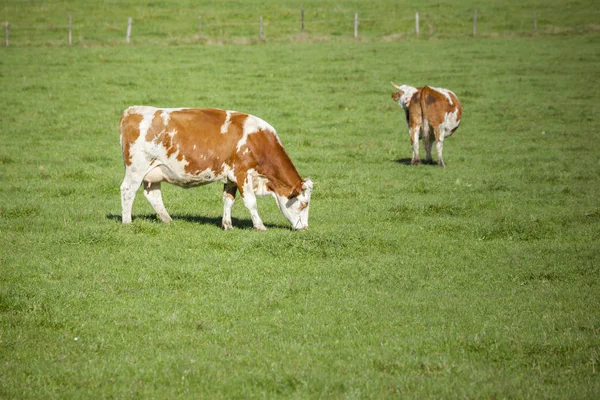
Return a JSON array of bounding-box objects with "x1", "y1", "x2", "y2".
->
[
  {"x1": 254, "y1": 225, "x2": 267, "y2": 232},
  {"x1": 221, "y1": 222, "x2": 234, "y2": 230},
  {"x1": 410, "y1": 160, "x2": 421, "y2": 166}
]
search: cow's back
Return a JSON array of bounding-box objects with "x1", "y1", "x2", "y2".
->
[
  {"x1": 419, "y1": 86, "x2": 462, "y2": 135},
  {"x1": 120, "y1": 107, "x2": 248, "y2": 175}
]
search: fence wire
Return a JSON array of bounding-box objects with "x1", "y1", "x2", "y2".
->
[{"x1": 2, "y1": 8, "x2": 599, "y2": 46}]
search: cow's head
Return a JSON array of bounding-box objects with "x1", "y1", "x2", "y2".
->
[
  {"x1": 274, "y1": 179, "x2": 313, "y2": 230},
  {"x1": 391, "y1": 82, "x2": 417, "y2": 110}
]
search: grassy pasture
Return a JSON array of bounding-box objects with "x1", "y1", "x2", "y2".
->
[
  {"x1": 1, "y1": 7, "x2": 600, "y2": 399},
  {"x1": 1, "y1": 0, "x2": 600, "y2": 45}
]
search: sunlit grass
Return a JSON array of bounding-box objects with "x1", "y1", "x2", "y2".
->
[{"x1": 1, "y1": 22, "x2": 599, "y2": 400}]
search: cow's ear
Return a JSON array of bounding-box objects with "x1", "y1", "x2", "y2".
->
[{"x1": 302, "y1": 179, "x2": 313, "y2": 191}]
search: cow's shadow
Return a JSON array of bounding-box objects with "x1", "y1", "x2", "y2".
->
[
  {"x1": 394, "y1": 158, "x2": 438, "y2": 166},
  {"x1": 106, "y1": 213, "x2": 287, "y2": 230}
]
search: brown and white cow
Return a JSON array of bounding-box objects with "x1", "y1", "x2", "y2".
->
[
  {"x1": 119, "y1": 106, "x2": 313, "y2": 230},
  {"x1": 391, "y1": 83, "x2": 462, "y2": 167}
]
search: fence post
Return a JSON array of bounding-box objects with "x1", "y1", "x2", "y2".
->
[
  {"x1": 259, "y1": 16, "x2": 264, "y2": 40},
  {"x1": 126, "y1": 17, "x2": 132, "y2": 43},
  {"x1": 533, "y1": 9, "x2": 537, "y2": 32},
  {"x1": 472, "y1": 9, "x2": 477, "y2": 36},
  {"x1": 354, "y1": 13, "x2": 358, "y2": 38},
  {"x1": 301, "y1": 8, "x2": 304, "y2": 34},
  {"x1": 415, "y1": 12, "x2": 420, "y2": 36},
  {"x1": 4, "y1": 21, "x2": 8, "y2": 46},
  {"x1": 68, "y1": 15, "x2": 72, "y2": 46},
  {"x1": 198, "y1": 16, "x2": 202, "y2": 37}
]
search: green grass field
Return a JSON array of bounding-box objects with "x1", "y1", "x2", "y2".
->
[{"x1": 1, "y1": 1, "x2": 600, "y2": 398}]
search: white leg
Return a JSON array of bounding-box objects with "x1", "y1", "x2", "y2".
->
[
  {"x1": 410, "y1": 127, "x2": 421, "y2": 165},
  {"x1": 221, "y1": 184, "x2": 237, "y2": 230},
  {"x1": 436, "y1": 137, "x2": 445, "y2": 168},
  {"x1": 120, "y1": 172, "x2": 144, "y2": 224},
  {"x1": 240, "y1": 175, "x2": 266, "y2": 231},
  {"x1": 143, "y1": 181, "x2": 172, "y2": 223}
]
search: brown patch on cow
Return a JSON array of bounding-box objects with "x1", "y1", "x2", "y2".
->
[
  {"x1": 120, "y1": 113, "x2": 143, "y2": 166},
  {"x1": 246, "y1": 128, "x2": 303, "y2": 199},
  {"x1": 145, "y1": 111, "x2": 165, "y2": 142},
  {"x1": 425, "y1": 94, "x2": 437, "y2": 105},
  {"x1": 392, "y1": 92, "x2": 400, "y2": 102}
]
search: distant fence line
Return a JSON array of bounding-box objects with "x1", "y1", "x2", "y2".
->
[{"x1": 3, "y1": 8, "x2": 600, "y2": 46}]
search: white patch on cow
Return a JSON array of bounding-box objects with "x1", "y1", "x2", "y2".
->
[
  {"x1": 138, "y1": 110, "x2": 155, "y2": 139},
  {"x1": 248, "y1": 170, "x2": 272, "y2": 197},
  {"x1": 430, "y1": 87, "x2": 456, "y2": 106},
  {"x1": 160, "y1": 110, "x2": 171, "y2": 125},
  {"x1": 237, "y1": 115, "x2": 278, "y2": 151},
  {"x1": 439, "y1": 108, "x2": 461, "y2": 137},
  {"x1": 221, "y1": 163, "x2": 235, "y2": 183},
  {"x1": 124, "y1": 106, "x2": 187, "y2": 118},
  {"x1": 220, "y1": 111, "x2": 232, "y2": 134},
  {"x1": 193, "y1": 144, "x2": 197, "y2": 150}
]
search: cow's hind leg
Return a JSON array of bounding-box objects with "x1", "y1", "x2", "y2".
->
[
  {"x1": 143, "y1": 181, "x2": 172, "y2": 223},
  {"x1": 423, "y1": 133, "x2": 434, "y2": 164},
  {"x1": 221, "y1": 183, "x2": 237, "y2": 230},
  {"x1": 434, "y1": 127, "x2": 446, "y2": 168},
  {"x1": 409, "y1": 126, "x2": 421, "y2": 165},
  {"x1": 120, "y1": 170, "x2": 144, "y2": 224},
  {"x1": 238, "y1": 174, "x2": 266, "y2": 231}
]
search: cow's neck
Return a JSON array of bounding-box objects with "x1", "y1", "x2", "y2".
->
[{"x1": 258, "y1": 156, "x2": 303, "y2": 198}]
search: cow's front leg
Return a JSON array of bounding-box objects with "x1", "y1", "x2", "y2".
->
[
  {"x1": 120, "y1": 171, "x2": 144, "y2": 224},
  {"x1": 410, "y1": 127, "x2": 421, "y2": 165},
  {"x1": 221, "y1": 183, "x2": 237, "y2": 230},
  {"x1": 239, "y1": 174, "x2": 267, "y2": 231}
]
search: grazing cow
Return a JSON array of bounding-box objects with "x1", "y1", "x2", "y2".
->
[
  {"x1": 119, "y1": 106, "x2": 313, "y2": 230},
  {"x1": 391, "y1": 83, "x2": 462, "y2": 167}
]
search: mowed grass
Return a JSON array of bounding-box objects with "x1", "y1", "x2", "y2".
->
[{"x1": 1, "y1": 33, "x2": 600, "y2": 397}]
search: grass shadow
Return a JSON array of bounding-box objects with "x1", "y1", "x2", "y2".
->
[{"x1": 106, "y1": 213, "x2": 288, "y2": 230}]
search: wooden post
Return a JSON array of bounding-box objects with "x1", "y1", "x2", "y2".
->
[
  {"x1": 533, "y1": 9, "x2": 537, "y2": 32},
  {"x1": 126, "y1": 17, "x2": 132, "y2": 43},
  {"x1": 472, "y1": 9, "x2": 477, "y2": 36},
  {"x1": 4, "y1": 21, "x2": 8, "y2": 47},
  {"x1": 415, "y1": 12, "x2": 420, "y2": 36},
  {"x1": 354, "y1": 13, "x2": 358, "y2": 39},
  {"x1": 259, "y1": 16, "x2": 264, "y2": 40},
  {"x1": 68, "y1": 15, "x2": 72, "y2": 46},
  {"x1": 301, "y1": 8, "x2": 304, "y2": 34},
  {"x1": 198, "y1": 16, "x2": 202, "y2": 37}
]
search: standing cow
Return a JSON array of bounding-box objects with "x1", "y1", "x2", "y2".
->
[
  {"x1": 391, "y1": 83, "x2": 462, "y2": 167},
  {"x1": 119, "y1": 106, "x2": 313, "y2": 230}
]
